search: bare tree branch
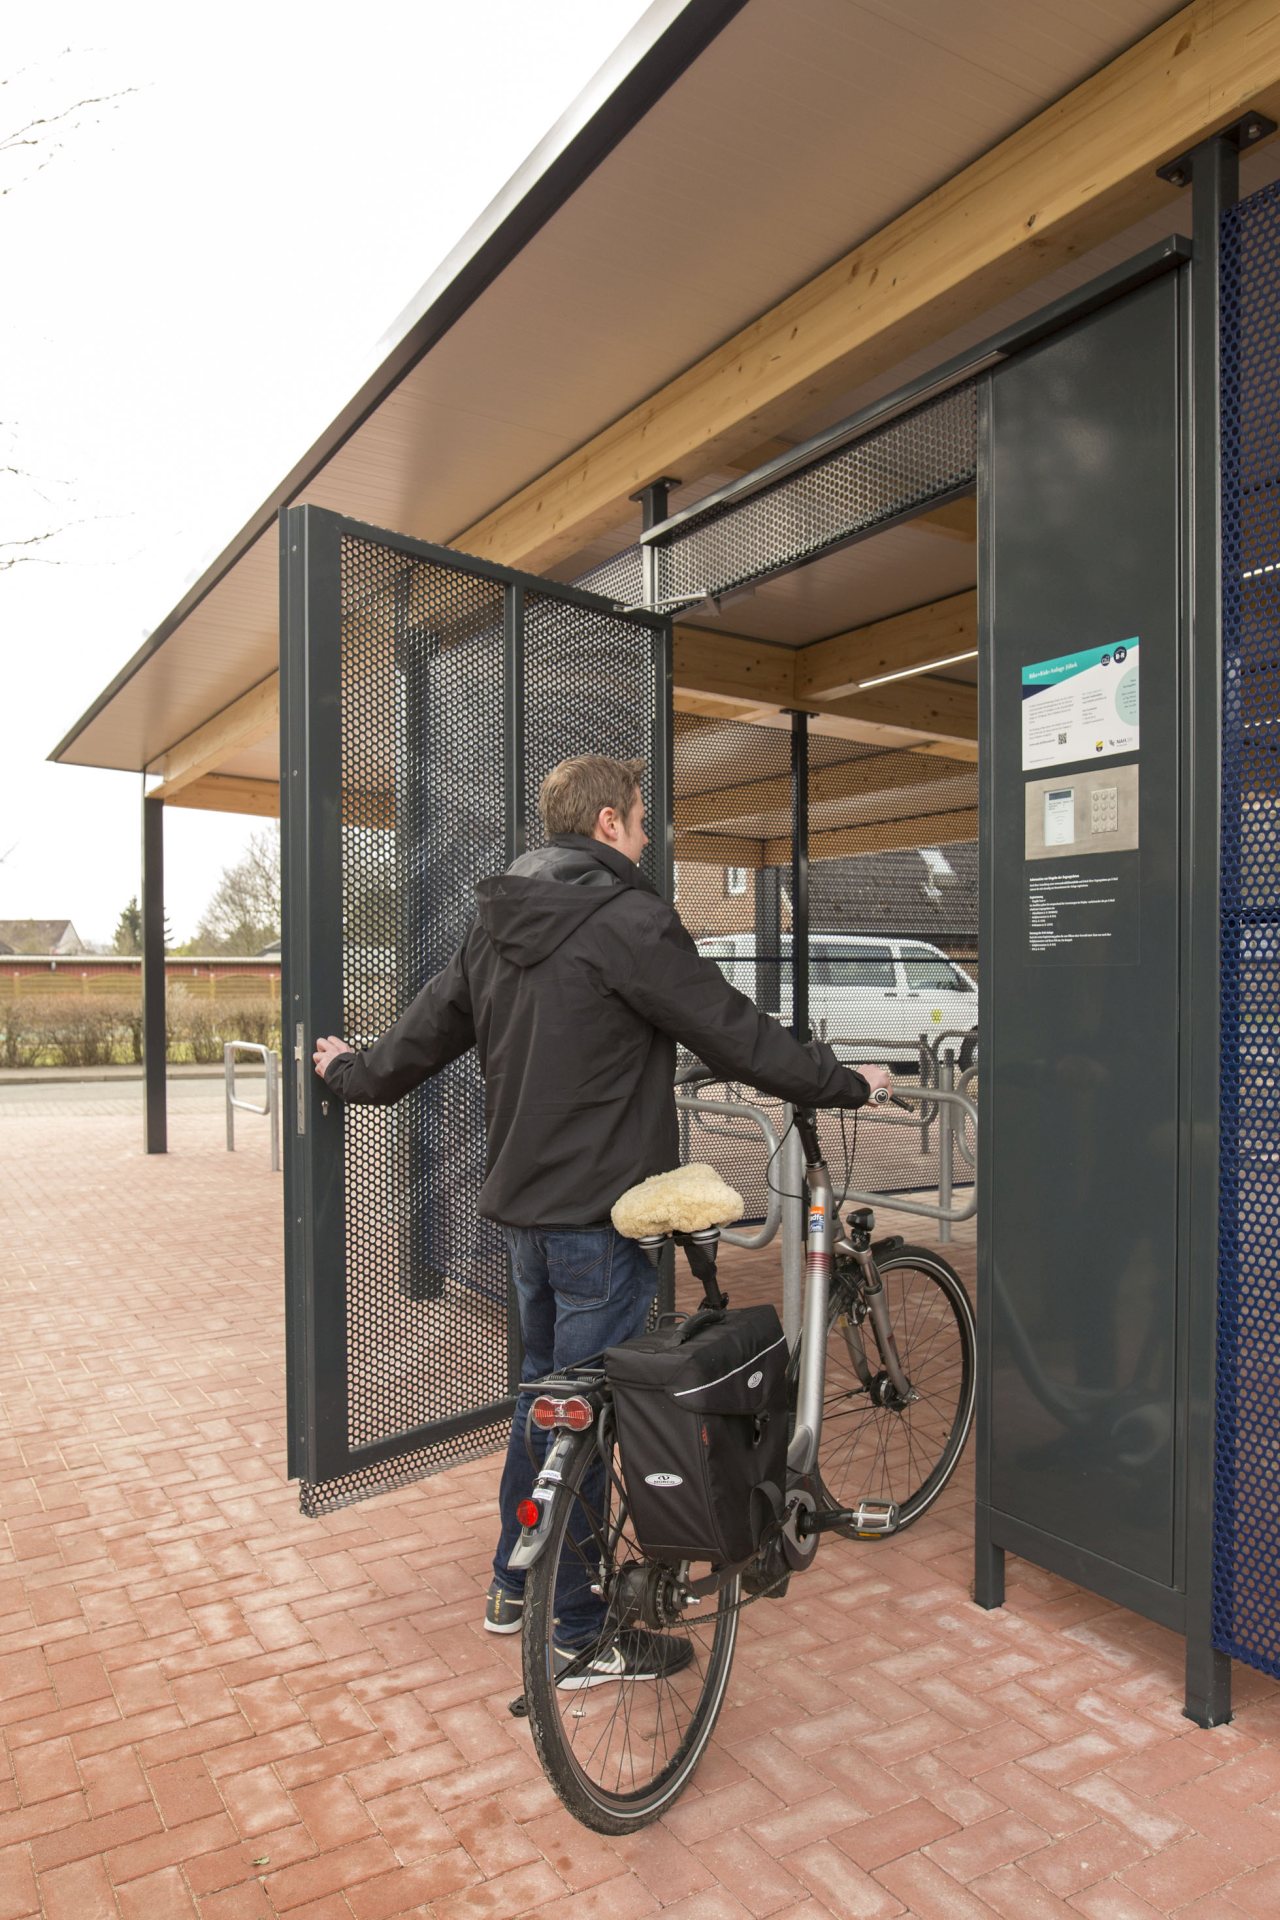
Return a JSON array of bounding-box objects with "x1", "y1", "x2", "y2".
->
[
  {"x1": 0, "y1": 64, "x2": 139, "y2": 197},
  {"x1": 1, "y1": 62, "x2": 140, "y2": 559}
]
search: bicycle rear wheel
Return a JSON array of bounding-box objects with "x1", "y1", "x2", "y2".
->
[
  {"x1": 522, "y1": 1424, "x2": 740, "y2": 1832},
  {"x1": 817, "y1": 1246, "x2": 975, "y2": 1531}
]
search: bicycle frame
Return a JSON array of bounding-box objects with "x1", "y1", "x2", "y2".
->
[{"x1": 787, "y1": 1118, "x2": 835, "y2": 1480}]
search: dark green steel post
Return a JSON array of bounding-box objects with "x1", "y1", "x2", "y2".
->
[
  {"x1": 754, "y1": 866, "x2": 782, "y2": 1013},
  {"x1": 1181, "y1": 129, "x2": 1241, "y2": 1730},
  {"x1": 790, "y1": 712, "x2": 810, "y2": 1041},
  {"x1": 141, "y1": 792, "x2": 166, "y2": 1155}
]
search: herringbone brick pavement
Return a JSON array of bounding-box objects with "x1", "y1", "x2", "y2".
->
[{"x1": 2, "y1": 1096, "x2": 1279, "y2": 1919}]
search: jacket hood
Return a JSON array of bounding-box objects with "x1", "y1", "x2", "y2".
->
[{"x1": 475, "y1": 836, "x2": 642, "y2": 968}]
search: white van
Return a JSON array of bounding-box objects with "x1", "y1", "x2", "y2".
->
[{"x1": 695, "y1": 933, "x2": 978, "y2": 1068}]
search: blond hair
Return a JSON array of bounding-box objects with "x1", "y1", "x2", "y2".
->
[{"x1": 538, "y1": 755, "x2": 646, "y2": 837}]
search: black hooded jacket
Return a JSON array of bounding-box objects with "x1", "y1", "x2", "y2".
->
[{"x1": 323, "y1": 834, "x2": 869, "y2": 1227}]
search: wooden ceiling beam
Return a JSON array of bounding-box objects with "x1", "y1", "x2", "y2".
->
[
  {"x1": 674, "y1": 615, "x2": 978, "y2": 750},
  {"x1": 451, "y1": 0, "x2": 1280, "y2": 575},
  {"x1": 161, "y1": 774, "x2": 282, "y2": 818},
  {"x1": 673, "y1": 625, "x2": 795, "y2": 708},
  {"x1": 677, "y1": 748, "x2": 972, "y2": 832},
  {"x1": 795, "y1": 591, "x2": 977, "y2": 702},
  {"x1": 800, "y1": 675, "x2": 977, "y2": 748},
  {"x1": 765, "y1": 807, "x2": 979, "y2": 865},
  {"x1": 674, "y1": 833, "x2": 764, "y2": 869},
  {"x1": 147, "y1": 676, "x2": 280, "y2": 799},
  {"x1": 914, "y1": 496, "x2": 978, "y2": 543}
]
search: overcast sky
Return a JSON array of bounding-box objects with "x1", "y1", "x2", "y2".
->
[{"x1": 2, "y1": 0, "x2": 653, "y2": 946}]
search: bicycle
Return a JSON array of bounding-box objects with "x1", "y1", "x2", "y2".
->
[{"x1": 507, "y1": 1096, "x2": 977, "y2": 1831}]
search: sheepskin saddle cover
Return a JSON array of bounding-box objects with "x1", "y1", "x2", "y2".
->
[{"x1": 611, "y1": 1163, "x2": 744, "y2": 1239}]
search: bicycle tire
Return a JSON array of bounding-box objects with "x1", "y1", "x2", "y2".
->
[
  {"x1": 815, "y1": 1246, "x2": 976, "y2": 1532},
  {"x1": 522, "y1": 1425, "x2": 741, "y2": 1833}
]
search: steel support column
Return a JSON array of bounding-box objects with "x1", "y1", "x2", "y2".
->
[
  {"x1": 1180, "y1": 127, "x2": 1249, "y2": 1731},
  {"x1": 632, "y1": 477, "x2": 681, "y2": 611},
  {"x1": 754, "y1": 866, "x2": 782, "y2": 1014},
  {"x1": 790, "y1": 712, "x2": 810, "y2": 1041},
  {"x1": 141, "y1": 792, "x2": 166, "y2": 1155}
]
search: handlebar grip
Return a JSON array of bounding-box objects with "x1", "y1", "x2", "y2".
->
[{"x1": 868, "y1": 1085, "x2": 890, "y2": 1105}]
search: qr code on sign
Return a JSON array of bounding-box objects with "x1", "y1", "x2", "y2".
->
[{"x1": 1057, "y1": 732, "x2": 1068, "y2": 745}]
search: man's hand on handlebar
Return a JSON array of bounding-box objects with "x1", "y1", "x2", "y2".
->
[{"x1": 859, "y1": 1065, "x2": 893, "y2": 1105}]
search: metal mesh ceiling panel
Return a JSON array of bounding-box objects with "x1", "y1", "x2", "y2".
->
[
  {"x1": 572, "y1": 544, "x2": 644, "y2": 607},
  {"x1": 1215, "y1": 182, "x2": 1280, "y2": 1675},
  {"x1": 285, "y1": 511, "x2": 666, "y2": 1515},
  {"x1": 653, "y1": 385, "x2": 977, "y2": 607}
]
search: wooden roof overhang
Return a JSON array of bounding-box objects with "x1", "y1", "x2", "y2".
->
[{"x1": 50, "y1": 0, "x2": 1280, "y2": 859}]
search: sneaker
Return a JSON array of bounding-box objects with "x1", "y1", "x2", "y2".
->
[
  {"x1": 554, "y1": 1629, "x2": 695, "y2": 1690},
  {"x1": 484, "y1": 1581, "x2": 524, "y2": 1635}
]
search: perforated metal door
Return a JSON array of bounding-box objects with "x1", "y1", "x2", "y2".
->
[
  {"x1": 280, "y1": 507, "x2": 669, "y2": 1516},
  {"x1": 1216, "y1": 182, "x2": 1280, "y2": 1675}
]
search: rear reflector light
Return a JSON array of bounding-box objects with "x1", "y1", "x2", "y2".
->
[
  {"x1": 516, "y1": 1499, "x2": 540, "y2": 1529},
  {"x1": 530, "y1": 1395, "x2": 594, "y2": 1431}
]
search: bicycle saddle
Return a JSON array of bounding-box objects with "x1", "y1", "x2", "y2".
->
[{"x1": 611, "y1": 1163, "x2": 744, "y2": 1239}]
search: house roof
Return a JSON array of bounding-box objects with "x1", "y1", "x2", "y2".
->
[
  {"x1": 0, "y1": 920, "x2": 85, "y2": 956},
  {"x1": 811, "y1": 843, "x2": 978, "y2": 947}
]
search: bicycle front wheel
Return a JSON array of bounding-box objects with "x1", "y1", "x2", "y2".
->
[
  {"x1": 522, "y1": 1425, "x2": 740, "y2": 1833},
  {"x1": 818, "y1": 1246, "x2": 976, "y2": 1531}
]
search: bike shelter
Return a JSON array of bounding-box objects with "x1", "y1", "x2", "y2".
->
[{"x1": 280, "y1": 155, "x2": 1280, "y2": 1727}]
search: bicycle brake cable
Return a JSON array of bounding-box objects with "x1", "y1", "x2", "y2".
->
[{"x1": 764, "y1": 1112, "x2": 805, "y2": 1202}]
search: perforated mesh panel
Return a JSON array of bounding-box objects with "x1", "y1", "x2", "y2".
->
[
  {"x1": 1215, "y1": 183, "x2": 1280, "y2": 1673},
  {"x1": 654, "y1": 386, "x2": 977, "y2": 606},
  {"x1": 524, "y1": 591, "x2": 659, "y2": 888},
  {"x1": 295, "y1": 525, "x2": 663, "y2": 1516},
  {"x1": 572, "y1": 544, "x2": 644, "y2": 607},
  {"x1": 673, "y1": 715, "x2": 977, "y2": 1213}
]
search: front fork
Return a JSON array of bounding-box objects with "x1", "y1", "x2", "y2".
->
[{"x1": 844, "y1": 1248, "x2": 915, "y2": 1409}]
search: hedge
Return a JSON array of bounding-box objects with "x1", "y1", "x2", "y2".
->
[{"x1": 0, "y1": 992, "x2": 283, "y2": 1068}]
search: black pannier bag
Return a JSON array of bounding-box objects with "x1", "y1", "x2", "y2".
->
[{"x1": 605, "y1": 1304, "x2": 789, "y2": 1566}]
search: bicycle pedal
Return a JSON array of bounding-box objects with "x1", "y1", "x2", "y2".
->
[{"x1": 850, "y1": 1499, "x2": 898, "y2": 1536}]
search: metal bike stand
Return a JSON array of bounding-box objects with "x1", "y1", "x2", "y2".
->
[
  {"x1": 937, "y1": 1046, "x2": 956, "y2": 1245},
  {"x1": 224, "y1": 1041, "x2": 281, "y2": 1173},
  {"x1": 672, "y1": 1091, "x2": 782, "y2": 1253},
  {"x1": 919, "y1": 1034, "x2": 932, "y2": 1156}
]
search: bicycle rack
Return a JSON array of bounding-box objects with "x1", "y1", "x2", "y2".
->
[
  {"x1": 834, "y1": 1082, "x2": 978, "y2": 1237},
  {"x1": 675, "y1": 1072, "x2": 977, "y2": 1340},
  {"x1": 224, "y1": 1041, "x2": 281, "y2": 1173},
  {"x1": 673, "y1": 1091, "x2": 782, "y2": 1251}
]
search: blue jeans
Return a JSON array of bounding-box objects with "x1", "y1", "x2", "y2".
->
[{"x1": 493, "y1": 1224, "x2": 656, "y2": 1643}]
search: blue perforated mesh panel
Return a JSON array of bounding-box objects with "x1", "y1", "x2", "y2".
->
[{"x1": 1215, "y1": 183, "x2": 1280, "y2": 1673}]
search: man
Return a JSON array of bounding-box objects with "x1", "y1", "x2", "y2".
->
[{"x1": 314, "y1": 754, "x2": 889, "y2": 1681}]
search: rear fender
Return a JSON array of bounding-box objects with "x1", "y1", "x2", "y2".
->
[{"x1": 506, "y1": 1431, "x2": 580, "y2": 1572}]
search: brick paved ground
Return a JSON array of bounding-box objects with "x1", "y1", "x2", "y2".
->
[{"x1": 3, "y1": 1091, "x2": 1280, "y2": 1920}]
